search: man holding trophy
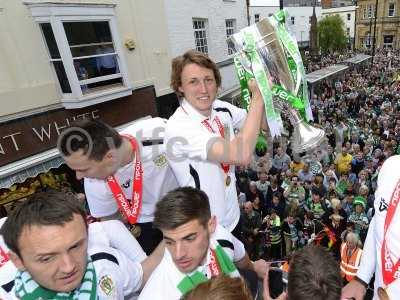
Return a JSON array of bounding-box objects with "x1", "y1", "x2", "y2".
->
[
  {"x1": 165, "y1": 10, "x2": 325, "y2": 238},
  {"x1": 165, "y1": 51, "x2": 266, "y2": 236}
]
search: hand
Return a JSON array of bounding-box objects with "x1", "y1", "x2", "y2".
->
[
  {"x1": 262, "y1": 263, "x2": 287, "y2": 300},
  {"x1": 248, "y1": 79, "x2": 263, "y2": 105},
  {"x1": 252, "y1": 259, "x2": 268, "y2": 279},
  {"x1": 341, "y1": 279, "x2": 366, "y2": 300},
  {"x1": 253, "y1": 228, "x2": 259, "y2": 235}
]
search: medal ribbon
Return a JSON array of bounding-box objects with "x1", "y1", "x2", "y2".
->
[
  {"x1": 0, "y1": 246, "x2": 9, "y2": 267},
  {"x1": 177, "y1": 245, "x2": 237, "y2": 295},
  {"x1": 201, "y1": 116, "x2": 230, "y2": 174},
  {"x1": 208, "y1": 249, "x2": 221, "y2": 277},
  {"x1": 107, "y1": 134, "x2": 143, "y2": 224},
  {"x1": 381, "y1": 179, "x2": 400, "y2": 285}
]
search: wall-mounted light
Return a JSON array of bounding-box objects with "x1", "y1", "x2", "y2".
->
[{"x1": 124, "y1": 38, "x2": 136, "y2": 51}]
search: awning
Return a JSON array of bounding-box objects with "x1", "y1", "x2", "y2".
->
[
  {"x1": 342, "y1": 54, "x2": 371, "y2": 65},
  {"x1": 306, "y1": 64, "x2": 349, "y2": 85},
  {"x1": 0, "y1": 117, "x2": 151, "y2": 190},
  {"x1": 0, "y1": 149, "x2": 63, "y2": 189}
]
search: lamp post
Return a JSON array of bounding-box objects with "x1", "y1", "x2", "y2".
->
[
  {"x1": 246, "y1": 0, "x2": 250, "y2": 26},
  {"x1": 371, "y1": 0, "x2": 379, "y2": 66},
  {"x1": 353, "y1": 1, "x2": 358, "y2": 50}
]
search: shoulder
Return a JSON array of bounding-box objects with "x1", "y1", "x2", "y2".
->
[
  {"x1": 120, "y1": 117, "x2": 167, "y2": 142},
  {"x1": 213, "y1": 100, "x2": 246, "y2": 121},
  {"x1": 139, "y1": 250, "x2": 180, "y2": 300},
  {"x1": 90, "y1": 245, "x2": 143, "y2": 295}
]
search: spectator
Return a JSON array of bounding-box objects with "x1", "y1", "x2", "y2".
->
[
  {"x1": 335, "y1": 147, "x2": 353, "y2": 176},
  {"x1": 282, "y1": 213, "x2": 303, "y2": 258},
  {"x1": 348, "y1": 196, "x2": 369, "y2": 240},
  {"x1": 298, "y1": 162, "x2": 315, "y2": 182},
  {"x1": 271, "y1": 147, "x2": 292, "y2": 174},
  {"x1": 340, "y1": 232, "x2": 363, "y2": 285},
  {"x1": 283, "y1": 175, "x2": 305, "y2": 207},
  {"x1": 241, "y1": 202, "x2": 262, "y2": 260}
]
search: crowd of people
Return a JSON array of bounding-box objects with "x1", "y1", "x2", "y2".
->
[
  {"x1": 304, "y1": 49, "x2": 357, "y2": 73},
  {"x1": 237, "y1": 47, "x2": 400, "y2": 295},
  {"x1": 0, "y1": 46, "x2": 398, "y2": 300}
]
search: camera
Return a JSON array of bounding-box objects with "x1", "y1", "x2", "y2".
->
[{"x1": 268, "y1": 265, "x2": 288, "y2": 298}]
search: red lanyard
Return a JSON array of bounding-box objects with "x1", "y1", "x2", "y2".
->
[
  {"x1": 381, "y1": 179, "x2": 400, "y2": 285},
  {"x1": 208, "y1": 249, "x2": 221, "y2": 277},
  {"x1": 0, "y1": 246, "x2": 9, "y2": 267},
  {"x1": 201, "y1": 116, "x2": 230, "y2": 174},
  {"x1": 107, "y1": 134, "x2": 143, "y2": 224}
]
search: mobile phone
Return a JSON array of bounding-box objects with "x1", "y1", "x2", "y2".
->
[{"x1": 268, "y1": 268, "x2": 285, "y2": 298}]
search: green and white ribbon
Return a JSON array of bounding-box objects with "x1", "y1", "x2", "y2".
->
[
  {"x1": 233, "y1": 56, "x2": 253, "y2": 111},
  {"x1": 14, "y1": 259, "x2": 97, "y2": 300},
  {"x1": 270, "y1": 9, "x2": 313, "y2": 121}
]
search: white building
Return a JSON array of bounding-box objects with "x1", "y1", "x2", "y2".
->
[
  {"x1": 321, "y1": 5, "x2": 356, "y2": 46},
  {"x1": 164, "y1": 0, "x2": 248, "y2": 98},
  {"x1": 0, "y1": 0, "x2": 248, "y2": 202},
  {"x1": 249, "y1": 5, "x2": 323, "y2": 47}
]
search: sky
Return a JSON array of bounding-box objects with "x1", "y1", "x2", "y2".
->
[{"x1": 250, "y1": 0, "x2": 280, "y2": 6}]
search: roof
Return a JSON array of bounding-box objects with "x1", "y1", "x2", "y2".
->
[
  {"x1": 342, "y1": 54, "x2": 371, "y2": 65},
  {"x1": 306, "y1": 64, "x2": 349, "y2": 84}
]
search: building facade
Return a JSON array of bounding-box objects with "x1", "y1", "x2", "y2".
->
[
  {"x1": 249, "y1": 5, "x2": 323, "y2": 47},
  {"x1": 0, "y1": 0, "x2": 247, "y2": 209},
  {"x1": 164, "y1": 0, "x2": 248, "y2": 98},
  {"x1": 322, "y1": 5, "x2": 356, "y2": 47},
  {"x1": 355, "y1": 0, "x2": 400, "y2": 49}
]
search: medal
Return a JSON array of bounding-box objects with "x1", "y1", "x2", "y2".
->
[
  {"x1": 130, "y1": 224, "x2": 142, "y2": 238},
  {"x1": 225, "y1": 175, "x2": 231, "y2": 186},
  {"x1": 377, "y1": 287, "x2": 390, "y2": 300}
]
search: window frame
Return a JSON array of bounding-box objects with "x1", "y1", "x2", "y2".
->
[
  {"x1": 388, "y1": 3, "x2": 395, "y2": 17},
  {"x1": 23, "y1": 2, "x2": 132, "y2": 109},
  {"x1": 383, "y1": 35, "x2": 394, "y2": 48},
  {"x1": 193, "y1": 18, "x2": 209, "y2": 54},
  {"x1": 225, "y1": 19, "x2": 236, "y2": 55}
]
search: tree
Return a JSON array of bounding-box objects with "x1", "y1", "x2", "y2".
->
[{"x1": 318, "y1": 15, "x2": 347, "y2": 54}]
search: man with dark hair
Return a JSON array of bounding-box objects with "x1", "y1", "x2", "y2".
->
[
  {"x1": 58, "y1": 117, "x2": 178, "y2": 254},
  {"x1": 1, "y1": 191, "x2": 161, "y2": 299},
  {"x1": 263, "y1": 245, "x2": 342, "y2": 300},
  {"x1": 138, "y1": 187, "x2": 267, "y2": 300},
  {"x1": 287, "y1": 245, "x2": 342, "y2": 300},
  {"x1": 165, "y1": 50, "x2": 267, "y2": 236}
]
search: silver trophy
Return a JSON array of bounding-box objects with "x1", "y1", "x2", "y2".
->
[{"x1": 229, "y1": 17, "x2": 325, "y2": 153}]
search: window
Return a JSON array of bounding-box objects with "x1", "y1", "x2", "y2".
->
[
  {"x1": 383, "y1": 35, "x2": 394, "y2": 48},
  {"x1": 24, "y1": 3, "x2": 132, "y2": 109},
  {"x1": 268, "y1": 13, "x2": 273, "y2": 17},
  {"x1": 193, "y1": 19, "x2": 208, "y2": 54},
  {"x1": 291, "y1": 16, "x2": 295, "y2": 25},
  {"x1": 363, "y1": 7, "x2": 367, "y2": 19},
  {"x1": 388, "y1": 3, "x2": 395, "y2": 17},
  {"x1": 225, "y1": 19, "x2": 236, "y2": 55},
  {"x1": 364, "y1": 33, "x2": 372, "y2": 48},
  {"x1": 347, "y1": 13, "x2": 351, "y2": 21},
  {"x1": 347, "y1": 27, "x2": 350, "y2": 36},
  {"x1": 255, "y1": 14, "x2": 260, "y2": 23}
]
